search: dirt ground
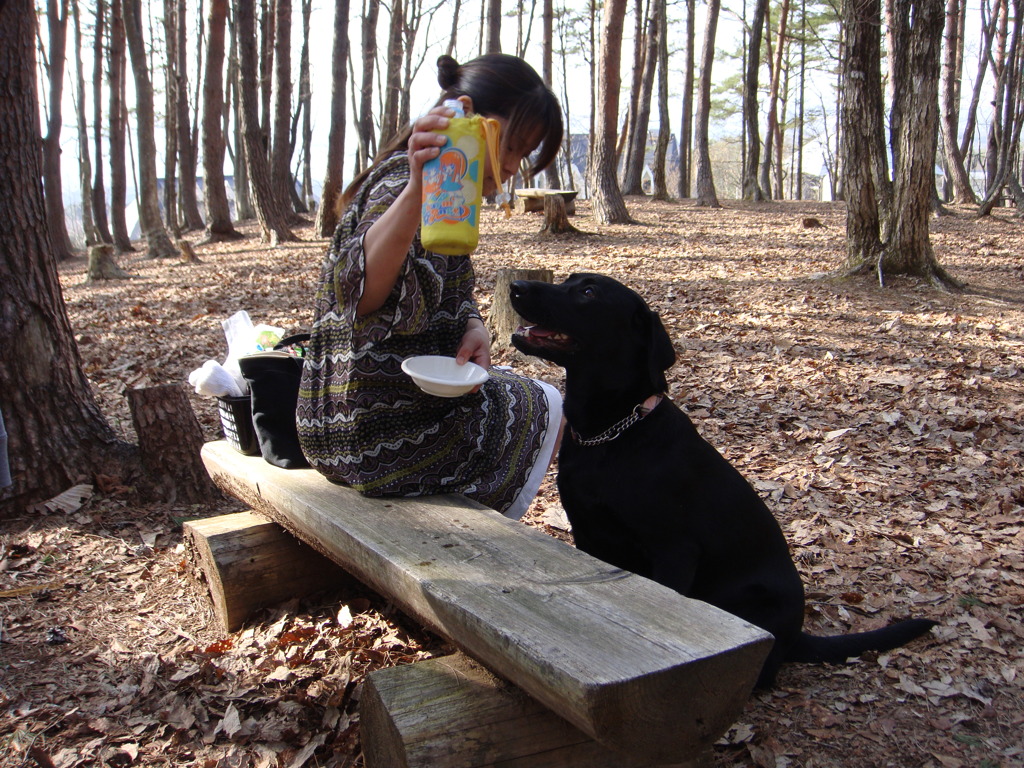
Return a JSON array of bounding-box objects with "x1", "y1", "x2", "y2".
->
[{"x1": 2, "y1": 198, "x2": 1023, "y2": 767}]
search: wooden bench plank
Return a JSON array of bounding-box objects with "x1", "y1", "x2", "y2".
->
[
  {"x1": 361, "y1": 652, "x2": 710, "y2": 768},
  {"x1": 201, "y1": 440, "x2": 772, "y2": 763}
]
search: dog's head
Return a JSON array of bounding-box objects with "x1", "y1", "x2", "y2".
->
[{"x1": 510, "y1": 273, "x2": 676, "y2": 393}]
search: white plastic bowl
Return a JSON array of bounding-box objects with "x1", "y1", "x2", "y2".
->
[{"x1": 401, "y1": 355, "x2": 489, "y2": 397}]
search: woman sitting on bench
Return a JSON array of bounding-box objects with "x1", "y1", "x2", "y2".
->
[{"x1": 297, "y1": 53, "x2": 563, "y2": 519}]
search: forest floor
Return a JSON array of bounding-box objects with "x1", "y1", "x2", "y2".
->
[{"x1": 2, "y1": 198, "x2": 1023, "y2": 768}]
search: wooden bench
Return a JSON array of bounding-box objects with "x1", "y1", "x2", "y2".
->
[
  {"x1": 515, "y1": 187, "x2": 578, "y2": 214},
  {"x1": 200, "y1": 440, "x2": 772, "y2": 766}
]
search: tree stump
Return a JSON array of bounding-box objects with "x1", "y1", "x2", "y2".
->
[
  {"x1": 487, "y1": 268, "x2": 553, "y2": 353},
  {"x1": 86, "y1": 243, "x2": 130, "y2": 281},
  {"x1": 539, "y1": 193, "x2": 582, "y2": 236},
  {"x1": 177, "y1": 239, "x2": 201, "y2": 264},
  {"x1": 127, "y1": 384, "x2": 221, "y2": 504}
]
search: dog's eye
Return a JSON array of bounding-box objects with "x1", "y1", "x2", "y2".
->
[{"x1": 582, "y1": 286, "x2": 596, "y2": 298}]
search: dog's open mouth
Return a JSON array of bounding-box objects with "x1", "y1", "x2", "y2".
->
[{"x1": 513, "y1": 325, "x2": 577, "y2": 352}]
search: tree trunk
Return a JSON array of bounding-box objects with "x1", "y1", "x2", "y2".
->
[
  {"x1": 984, "y1": 0, "x2": 1008, "y2": 191},
  {"x1": 557, "y1": 15, "x2": 576, "y2": 190},
  {"x1": 694, "y1": 0, "x2": 721, "y2": 208},
  {"x1": 108, "y1": 0, "x2": 134, "y2": 252},
  {"x1": 260, "y1": 0, "x2": 274, "y2": 155},
  {"x1": 272, "y1": 0, "x2": 297, "y2": 219},
  {"x1": 621, "y1": 0, "x2": 645, "y2": 184},
  {"x1": 883, "y1": 0, "x2": 962, "y2": 288},
  {"x1": 958, "y1": 4, "x2": 997, "y2": 162},
  {"x1": 590, "y1": 0, "x2": 633, "y2": 224},
  {"x1": 91, "y1": 0, "x2": 113, "y2": 244},
  {"x1": 677, "y1": 0, "x2": 695, "y2": 198},
  {"x1": 741, "y1": 0, "x2": 768, "y2": 200},
  {"x1": 237, "y1": 0, "x2": 295, "y2": 243},
  {"x1": 767, "y1": 0, "x2": 790, "y2": 199},
  {"x1": 840, "y1": 0, "x2": 885, "y2": 273},
  {"x1": 444, "y1": 0, "x2": 461, "y2": 56},
  {"x1": 122, "y1": 0, "x2": 179, "y2": 259},
  {"x1": 380, "y1": 0, "x2": 404, "y2": 148},
  {"x1": 758, "y1": 4, "x2": 775, "y2": 198},
  {"x1": 622, "y1": 4, "x2": 659, "y2": 196},
  {"x1": 0, "y1": 0, "x2": 138, "y2": 516},
  {"x1": 652, "y1": 0, "x2": 670, "y2": 200},
  {"x1": 586, "y1": 0, "x2": 597, "y2": 188},
  {"x1": 939, "y1": 0, "x2": 977, "y2": 203},
  {"x1": 397, "y1": 2, "x2": 427, "y2": 134},
  {"x1": 541, "y1": 0, "x2": 561, "y2": 189},
  {"x1": 42, "y1": 0, "x2": 75, "y2": 260},
  {"x1": 979, "y1": 0, "x2": 1022, "y2": 216},
  {"x1": 884, "y1": 0, "x2": 900, "y2": 166},
  {"x1": 71, "y1": 0, "x2": 99, "y2": 247},
  {"x1": 795, "y1": 0, "x2": 806, "y2": 200},
  {"x1": 227, "y1": 10, "x2": 255, "y2": 223},
  {"x1": 358, "y1": 0, "x2": 380, "y2": 170},
  {"x1": 126, "y1": 385, "x2": 221, "y2": 505},
  {"x1": 231, "y1": 102, "x2": 255, "y2": 221},
  {"x1": 299, "y1": 0, "x2": 314, "y2": 210},
  {"x1": 485, "y1": 0, "x2": 502, "y2": 53},
  {"x1": 163, "y1": 0, "x2": 181, "y2": 238},
  {"x1": 315, "y1": 0, "x2": 351, "y2": 237},
  {"x1": 176, "y1": 0, "x2": 205, "y2": 231},
  {"x1": 201, "y1": 0, "x2": 241, "y2": 241}
]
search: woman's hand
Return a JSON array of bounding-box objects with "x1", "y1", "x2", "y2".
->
[
  {"x1": 405, "y1": 103, "x2": 462, "y2": 198},
  {"x1": 456, "y1": 317, "x2": 491, "y2": 371}
]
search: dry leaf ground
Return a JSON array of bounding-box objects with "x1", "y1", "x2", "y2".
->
[{"x1": 2, "y1": 199, "x2": 1023, "y2": 767}]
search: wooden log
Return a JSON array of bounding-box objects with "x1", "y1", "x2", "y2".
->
[
  {"x1": 201, "y1": 440, "x2": 773, "y2": 763},
  {"x1": 183, "y1": 511, "x2": 352, "y2": 631},
  {"x1": 486, "y1": 268, "x2": 553, "y2": 353},
  {"x1": 361, "y1": 652, "x2": 711, "y2": 768},
  {"x1": 127, "y1": 384, "x2": 221, "y2": 504}
]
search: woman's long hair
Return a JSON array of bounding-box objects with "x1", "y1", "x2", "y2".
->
[{"x1": 340, "y1": 54, "x2": 563, "y2": 210}]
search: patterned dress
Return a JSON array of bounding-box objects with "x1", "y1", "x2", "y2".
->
[{"x1": 297, "y1": 153, "x2": 557, "y2": 516}]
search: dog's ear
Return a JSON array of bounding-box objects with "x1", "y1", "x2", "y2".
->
[{"x1": 636, "y1": 308, "x2": 676, "y2": 391}]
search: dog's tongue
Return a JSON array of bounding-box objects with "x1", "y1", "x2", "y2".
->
[
  {"x1": 523, "y1": 325, "x2": 556, "y2": 338},
  {"x1": 516, "y1": 325, "x2": 573, "y2": 348}
]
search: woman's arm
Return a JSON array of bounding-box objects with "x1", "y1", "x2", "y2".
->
[{"x1": 356, "y1": 107, "x2": 456, "y2": 317}]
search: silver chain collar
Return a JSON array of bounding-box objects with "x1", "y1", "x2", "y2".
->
[{"x1": 569, "y1": 395, "x2": 664, "y2": 447}]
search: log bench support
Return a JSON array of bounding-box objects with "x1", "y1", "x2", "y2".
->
[
  {"x1": 362, "y1": 652, "x2": 712, "y2": 768},
  {"x1": 200, "y1": 440, "x2": 773, "y2": 766},
  {"x1": 184, "y1": 510, "x2": 351, "y2": 632}
]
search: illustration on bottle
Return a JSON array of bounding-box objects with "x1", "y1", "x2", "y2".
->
[{"x1": 420, "y1": 99, "x2": 486, "y2": 256}]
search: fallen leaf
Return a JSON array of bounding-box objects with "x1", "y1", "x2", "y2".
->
[{"x1": 30, "y1": 484, "x2": 94, "y2": 515}]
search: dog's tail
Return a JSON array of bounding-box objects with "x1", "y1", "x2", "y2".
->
[{"x1": 789, "y1": 618, "x2": 938, "y2": 664}]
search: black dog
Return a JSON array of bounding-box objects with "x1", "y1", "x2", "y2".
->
[{"x1": 510, "y1": 273, "x2": 935, "y2": 687}]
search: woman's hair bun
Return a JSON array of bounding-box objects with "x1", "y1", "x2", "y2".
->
[{"x1": 437, "y1": 55, "x2": 460, "y2": 90}]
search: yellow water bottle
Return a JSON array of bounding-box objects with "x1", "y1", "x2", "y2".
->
[{"x1": 421, "y1": 100, "x2": 491, "y2": 255}]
